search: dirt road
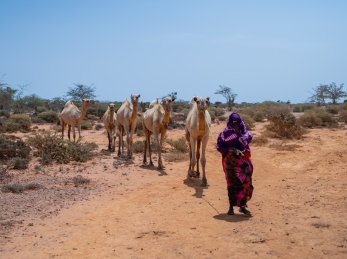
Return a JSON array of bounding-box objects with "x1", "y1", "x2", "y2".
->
[{"x1": 1, "y1": 122, "x2": 347, "y2": 258}]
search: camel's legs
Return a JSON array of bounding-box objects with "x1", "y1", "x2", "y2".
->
[
  {"x1": 147, "y1": 132, "x2": 154, "y2": 166},
  {"x1": 188, "y1": 136, "x2": 197, "y2": 178},
  {"x1": 67, "y1": 125, "x2": 71, "y2": 140},
  {"x1": 61, "y1": 121, "x2": 65, "y2": 139},
  {"x1": 196, "y1": 139, "x2": 201, "y2": 178},
  {"x1": 72, "y1": 124, "x2": 76, "y2": 142},
  {"x1": 124, "y1": 126, "x2": 131, "y2": 158},
  {"x1": 106, "y1": 128, "x2": 112, "y2": 150},
  {"x1": 129, "y1": 122, "x2": 136, "y2": 158},
  {"x1": 200, "y1": 136, "x2": 209, "y2": 187},
  {"x1": 77, "y1": 124, "x2": 82, "y2": 139},
  {"x1": 157, "y1": 130, "x2": 166, "y2": 170},
  {"x1": 117, "y1": 126, "x2": 123, "y2": 156}
]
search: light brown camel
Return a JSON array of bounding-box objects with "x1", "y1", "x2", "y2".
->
[
  {"x1": 185, "y1": 96, "x2": 211, "y2": 186},
  {"x1": 101, "y1": 103, "x2": 118, "y2": 152},
  {"x1": 142, "y1": 97, "x2": 175, "y2": 169},
  {"x1": 59, "y1": 99, "x2": 95, "y2": 141},
  {"x1": 116, "y1": 94, "x2": 141, "y2": 157}
]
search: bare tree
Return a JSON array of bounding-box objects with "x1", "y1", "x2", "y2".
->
[
  {"x1": 65, "y1": 83, "x2": 96, "y2": 101},
  {"x1": 326, "y1": 82, "x2": 347, "y2": 104},
  {"x1": 307, "y1": 84, "x2": 329, "y2": 106},
  {"x1": 214, "y1": 85, "x2": 237, "y2": 111}
]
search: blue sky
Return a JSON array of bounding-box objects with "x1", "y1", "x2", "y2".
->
[{"x1": 1, "y1": 0, "x2": 346, "y2": 104}]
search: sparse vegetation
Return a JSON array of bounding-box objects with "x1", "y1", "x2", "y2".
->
[
  {"x1": 80, "y1": 120, "x2": 93, "y2": 130},
  {"x1": 72, "y1": 175, "x2": 90, "y2": 186},
  {"x1": 37, "y1": 110, "x2": 59, "y2": 123},
  {"x1": 1, "y1": 183, "x2": 43, "y2": 193},
  {"x1": 297, "y1": 108, "x2": 338, "y2": 128},
  {"x1": 166, "y1": 137, "x2": 188, "y2": 153},
  {"x1": 251, "y1": 135, "x2": 269, "y2": 146},
  {"x1": 239, "y1": 114, "x2": 255, "y2": 130},
  {"x1": 7, "y1": 157, "x2": 30, "y2": 169},
  {"x1": 4, "y1": 114, "x2": 32, "y2": 132},
  {"x1": 266, "y1": 114, "x2": 307, "y2": 139},
  {"x1": 26, "y1": 131, "x2": 98, "y2": 165},
  {"x1": 94, "y1": 123, "x2": 103, "y2": 130}
]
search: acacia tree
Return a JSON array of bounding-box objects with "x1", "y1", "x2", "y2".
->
[
  {"x1": 214, "y1": 85, "x2": 237, "y2": 111},
  {"x1": 165, "y1": 92, "x2": 177, "y2": 100},
  {"x1": 307, "y1": 84, "x2": 329, "y2": 106},
  {"x1": 65, "y1": 83, "x2": 96, "y2": 101},
  {"x1": 326, "y1": 82, "x2": 347, "y2": 104}
]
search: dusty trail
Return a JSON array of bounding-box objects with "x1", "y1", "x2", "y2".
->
[{"x1": 1, "y1": 123, "x2": 347, "y2": 258}]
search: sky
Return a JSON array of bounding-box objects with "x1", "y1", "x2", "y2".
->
[{"x1": 1, "y1": 0, "x2": 346, "y2": 104}]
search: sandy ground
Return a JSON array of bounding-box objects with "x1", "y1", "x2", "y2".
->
[{"x1": 1, "y1": 120, "x2": 347, "y2": 259}]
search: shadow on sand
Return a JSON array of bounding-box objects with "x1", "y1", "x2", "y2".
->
[
  {"x1": 139, "y1": 164, "x2": 168, "y2": 176},
  {"x1": 213, "y1": 213, "x2": 252, "y2": 222},
  {"x1": 183, "y1": 178, "x2": 209, "y2": 198}
]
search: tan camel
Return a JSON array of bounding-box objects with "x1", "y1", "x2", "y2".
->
[
  {"x1": 185, "y1": 96, "x2": 211, "y2": 186},
  {"x1": 59, "y1": 99, "x2": 95, "y2": 141},
  {"x1": 101, "y1": 103, "x2": 118, "y2": 152},
  {"x1": 116, "y1": 94, "x2": 141, "y2": 157},
  {"x1": 142, "y1": 97, "x2": 175, "y2": 169}
]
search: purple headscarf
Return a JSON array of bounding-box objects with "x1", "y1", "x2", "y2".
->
[{"x1": 216, "y1": 113, "x2": 252, "y2": 154}]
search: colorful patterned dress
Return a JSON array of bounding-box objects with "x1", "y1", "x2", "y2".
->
[{"x1": 216, "y1": 113, "x2": 254, "y2": 207}]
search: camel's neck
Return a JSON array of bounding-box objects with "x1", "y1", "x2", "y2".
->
[
  {"x1": 130, "y1": 104, "x2": 138, "y2": 121},
  {"x1": 109, "y1": 109, "x2": 114, "y2": 125},
  {"x1": 77, "y1": 104, "x2": 89, "y2": 123},
  {"x1": 198, "y1": 109, "x2": 206, "y2": 132},
  {"x1": 163, "y1": 110, "x2": 171, "y2": 125}
]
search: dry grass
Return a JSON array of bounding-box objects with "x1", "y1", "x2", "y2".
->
[
  {"x1": 251, "y1": 135, "x2": 269, "y2": 146},
  {"x1": 165, "y1": 137, "x2": 188, "y2": 153},
  {"x1": 163, "y1": 152, "x2": 189, "y2": 162},
  {"x1": 268, "y1": 142, "x2": 302, "y2": 151}
]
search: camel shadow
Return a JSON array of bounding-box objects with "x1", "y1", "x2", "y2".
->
[
  {"x1": 183, "y1": 178, "x2": 209, "y2": 198},
  {"x1": 213, "y1": 213, "x2": 252, "y2": 222},
  {"x1": 139, "y1": 164, "x2": 168, "y2": 176}
]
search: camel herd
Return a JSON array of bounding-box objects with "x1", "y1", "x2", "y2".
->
[{"x1": 58, "y1": 95, "x2": 212, "y2": 186}]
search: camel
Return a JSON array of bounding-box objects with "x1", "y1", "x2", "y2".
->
[
  {"x1": 59, "y1": 99, "x2": 95, "y2": 141},
  {"x1": 101, "y1": 103, "x2": 118, "y2": 152},
  {"x1": 142, "y1": 97, "x2": 175, "y2": 169},
  {"x1": 116, "y1": 94, "x2": 141, "y2": 158},
  {"x1": 185, "y1": 96, "x2": 211, "y2": 186}
]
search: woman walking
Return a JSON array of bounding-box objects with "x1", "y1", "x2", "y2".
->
[{"x1": 216, "y1": 113, "x2": 254, "y2": 216}]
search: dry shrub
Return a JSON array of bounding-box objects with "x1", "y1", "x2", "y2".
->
[
  {"x1": 237, "y1": 107, "x2": 255, "y2": 117},
  {"x1": 132, "y1": 140, "x2": 145, "y2": 153},
  {"x1": 269, "y1": 142, "x2": 302, "y2": 151},
  {"x1": 253, "y1": 111, "x2": 265, "y2": 122},
  {"x1": 325, "y1": 105, "x2": 339, "y2": 115},
  {"x1": 251, "y1": 135, "x2": 268, "y2": 146},
  {"x1": 166, "y1": 137, "x2": 188, "y2": 153},
  {"x1": 72, "y1": 175, "x2": 90, "y2": 186},
  {"x1": 238, "y1": 114, "x2": 255, "y2": 130},
  {"x1": 217, "y1": 115, "x2": 227, "y2": 121},
  {"x1": 37, "y1": 110, "x2": 58, "y2": 123},
  {"x1": 209, "y1": 107, "x2": 225, "y2": 117},
  {"x1": 338, "y1": 110, "x2": 347, "y2": 123},
  {"x1": 0, "y1": 166, "x2": 12, "y2": 182},
  {"x1": 26, "y1": 131, "x2": 98, "y2": 165},
  {"x1": 50, "y1": 124, "x2": 61, "y2": 132},
  {"x1": 297, "y1": 108, "x2": 338, "y2": 128},
  {"x1": 0, "y1": 135, "x2": 31, "y2": 160},
  {"x1": 94, "y1": 123, "x2": 103, "y2": 130},
  {"x1": 1, "y1": 183, "x2": 43, "y2": 193},
  {"x1": 7, "y1": 157, "x2": 30, "y2": 169},
  {"x1": 5, "y1": 114, "x2": 32, "y2": 132},
  {"x1": 266, "y1": 114, "x2": 307, "y2": 139},
  {"x1": 163, "y1": 152, "x2": 188, "y2": 162},
  {"x1": 136, "y1": 117, "x2": 143, "y2": 131}
]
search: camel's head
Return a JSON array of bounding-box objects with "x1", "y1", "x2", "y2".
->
[
  {"x1": 195, "y1": 96, "x2": 210, "y2": 112},
  {"x1": 109, "y1": 103, "x2": 115, "y2": 111},
  {"x1": 130, "y1": 94, "x2": 141, "y2": 105},
  {"x1": 161, "y1": 96, "x2": 175, "y2": 111},
  {"x1": 82, "y1": 99, "x2": 95, "y2": 106}
]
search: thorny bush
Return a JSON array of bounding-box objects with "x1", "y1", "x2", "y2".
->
[{"x1": 26, "y1": 131, "x2": 98, "y2": 165}]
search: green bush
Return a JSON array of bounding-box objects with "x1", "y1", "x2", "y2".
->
[
  {"x1": 0, "y1": 135, "x2": 31, "y2": 160},
  {"x1": 7, "y1": 157, "x2": 30, "y2": 169},
  {"x1": 166, "y1": 137, "x2": 188, "y2": 153},
  {"x1": 36, "y1": 106, "x2": 47, "y2": 113},
  {"x1": 37, "y1": 110, "x2": 59, "y2": 123},
  {"x1": 5, "y1": 114, "x2": 32, "y2": 132},
  {"x1": 238, "y1": 114, "x2": 255, "y2": 130},
  {"x1": 80, "y1": 120, "x2": 92, "y2": 130},
  {"x1": 26, "y1": 132, "x2": 98, "y2": 165}
]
